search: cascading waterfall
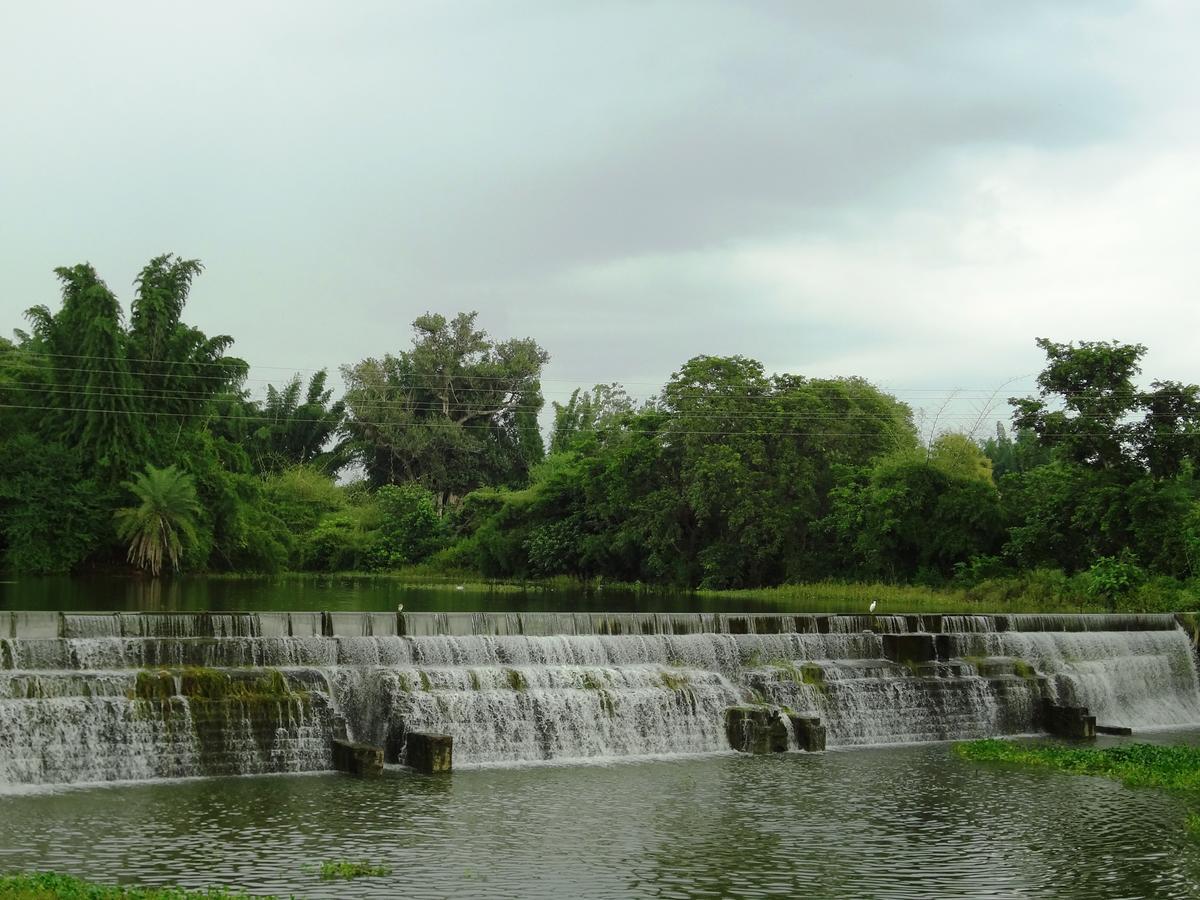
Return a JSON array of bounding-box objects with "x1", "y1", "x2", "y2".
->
[{"x1": 0, "y1": 611, "x2": 1197, "y2": 786}]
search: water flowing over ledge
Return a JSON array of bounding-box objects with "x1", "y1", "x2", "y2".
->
[
  {"x1": 2, "y1": 610, "x2": 1183, "y2": 640},
  {"x1": 1, "y1": 611, "x2": 1197, "y2": 787}
]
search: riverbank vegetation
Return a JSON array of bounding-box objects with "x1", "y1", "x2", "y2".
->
[
  {"x1": 2, "y1": 256, "x2": 1199, "y2": 611},
  {"x1": 956, "y1": 740, "x2": 1200, "y2": 836},
  {"x1": 0, "y1": 872, "x2": 271, "y2": 899}
]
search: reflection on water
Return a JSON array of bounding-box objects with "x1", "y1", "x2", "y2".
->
[
  {"x1": 0, "y1": 574, "x2": 781, "y2": 614},
  {"x1": 1, "y1": 740, "x2": 1198, "y2": 899}
]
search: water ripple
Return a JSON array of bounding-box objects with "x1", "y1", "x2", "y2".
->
[{"x1": 1, "y1": 741, "x2": 1199, "y2": 899}]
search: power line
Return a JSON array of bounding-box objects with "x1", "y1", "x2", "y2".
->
[
  {"x1": 1, "y1": 348, "x2": 1049, "y2": 395},
  {"x1": 0, "y1": 400, "x2": 1193, "y2": 440},
  {"x1": 0, "y1": 379, "x2": 1009, "y2": 423},
  {"x1": 4, "y1": 376, "x2": 1197, "y2": 423}
]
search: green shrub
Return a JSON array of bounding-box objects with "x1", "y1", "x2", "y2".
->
[
  {"x1": 1085, "y1": 554, "x2": 1146, "y2": 610},
  {"x1": 299, "y1": 510, "x2": 383, "y2": 571},
  {"x1": 375, "y1": 483, "x2": 446, "y2": 565}
]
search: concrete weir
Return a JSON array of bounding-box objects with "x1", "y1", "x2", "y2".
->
[{"x1": 0, "y1": 611, "x2": 1197, "y2": 786}]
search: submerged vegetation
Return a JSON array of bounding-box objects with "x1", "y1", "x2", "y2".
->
[
  {"x1": 2, "y1": 257, "x2": 1199, "y2": 611},
  {"x1": 956, "y1": 740, "x2": 1200, "y2": 836}
]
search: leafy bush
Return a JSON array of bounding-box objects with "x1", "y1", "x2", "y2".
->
[
  {"x1": 1085, "y1": 554, "x2": 1146, "y2": 610},
  {"x1": 299, "y1": 510, "x2": 382, "y2": 571},
  {"x1": 952, "y1": 554, "x2": 1010, "y2": 587},
  {"x1": 263, "y1": 466, "x2": 345, "y2": 535},
  {"x1": 0, "y1": 437, "x2": 115, "y2": 573},
  {"x1": 375, "y1": 483, "x2": 446, "y2": 565}
]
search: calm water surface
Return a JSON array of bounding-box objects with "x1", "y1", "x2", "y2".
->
[
  {"x1": 2, "y1": 736, "x2": 1198, "y2": 899},
  {"x1": 1, "y1": 574, "x2": 785, "y2": 614}
]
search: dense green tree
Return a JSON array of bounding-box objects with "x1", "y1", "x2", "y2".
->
[
  {"x1": 0, "y1": 256, "x2": 255, "y2": 573},
  {"x1": 113, "y1": 464, "x2": 201, "y2": 576},
  {"x1": 1011, "y1": 338, "x2": 1146, "y2": 471},
  {"x1": 825, "y1": 455, "x2": 1004, "y2": 582},
  {"x1": 1135, "y1": 381, "x2": 1200, "y2": 478},
  {"x1": 341, "y1": 312, "x2": 548, "y2": 508},
  {"x1": 660, "y1": 357, "x2": 917, "y2": 587},
  {"x1": 548, "y1": 384, "x2": 634, "y2": 453},
  {"x1": 247, "y1": 370, "x2": 346, "y2": 474},
  {"x1": 983, "y1": 423, "x2": 1051, "y2": 479},
  {"x1": 22, "y1": 264, "x2": 141, "y2": 472},
  {"x1": 0, "y1": 434, "x2": 114, "y2": 573},
  {"x1": 126, "y1": 256, "x2": 246, "y2": 427},
  {"x1": 1001, "y1": 339, "x2": 1200, "y2": 578},
  {"x1": 375, "y1": 483, "x2": 446, "y2": 564},
  {"x1": 451, "y1": 355, "x2": 919, "y2": 588},
  {"x1": 929, "y1": 432, "x2": 994, "y2": 483}
]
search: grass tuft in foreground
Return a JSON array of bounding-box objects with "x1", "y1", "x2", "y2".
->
[{"x1": 0, "y1": 872, "x2": 272, "y2": 899}]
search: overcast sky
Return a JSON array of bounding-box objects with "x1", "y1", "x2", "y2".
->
[{"x1": 2, "y1": 1, "x2": 1198, "y2": 438}]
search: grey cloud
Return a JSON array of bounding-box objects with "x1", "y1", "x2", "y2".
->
[{"x1": 0, "y1": 0, "x2": 1186, "y2": 418}]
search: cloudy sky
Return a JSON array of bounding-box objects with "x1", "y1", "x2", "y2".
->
[{"x1": 2, "y1": 1, "x2": 1197, "y2": 438}]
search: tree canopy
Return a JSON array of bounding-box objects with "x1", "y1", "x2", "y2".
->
[
  {"x1": 340, "y1": 311, "x2": 548, "y2": 505},
  {"x1": 2, "y1": 260, "x2": 1198, "y2": 605}
]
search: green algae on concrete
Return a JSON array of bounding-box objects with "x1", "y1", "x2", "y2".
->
[
  {"x1": 660, "y1": 670, "x2": 690, "y2": 691},
  {"x1": 505, "y1": 669, "x2": 528, "y2": 692},
  {"x1": 126, "y1": 666, "x2": 324, "y2": 776}
]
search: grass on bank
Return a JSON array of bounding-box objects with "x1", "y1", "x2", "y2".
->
[
  {"x1": 955, "y1": 740, "x2": 1200, "y2": 837},
  {"x1": 695, "y1": 570, "x2": 1200, "y2": 614},
  {"x1": 0, "y1": 873, "x2": 277, "y2": 900},
  {"x1": 196, "y1": 569, "x2": 1200, "y2": 613}
]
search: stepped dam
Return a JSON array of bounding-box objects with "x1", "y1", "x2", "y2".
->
[{"x1": 1, "y1": 611, "x2": 1198, "y2": 787}]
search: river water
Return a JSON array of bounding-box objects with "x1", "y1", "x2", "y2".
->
[
  {"x1": 0, "y1": 574, "x2": 927, "y2": 614},
  {"x1": 1, "y1": 734, "x2": 1198, "y2": 899},
  {"x1": 0, "y1": 575, "x2": 709, "y2": 613}
]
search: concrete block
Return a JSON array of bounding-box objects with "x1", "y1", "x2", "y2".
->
[
  {"x1": 1041, "y1": 700, "x2": 1097, "y2": 739},
  {"x1": 725, "y1": 706, "x2": 788, "y2": 754},
  {"x1": 332, "y1": 738, "x2": 384, "y2": 777},
  {"x1": 787, "y1": 715, "x2": 827, "y2": 752},
  {"x1": 882, "y1": 634, "x2": 936, "y2": 664},
  {"x1": 406, "y1": 732, "x2": 453, "y2": 774}
]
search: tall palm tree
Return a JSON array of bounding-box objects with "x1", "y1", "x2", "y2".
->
[{"x1": 113, "y1": 464, "x2": 201, "y2": 575}]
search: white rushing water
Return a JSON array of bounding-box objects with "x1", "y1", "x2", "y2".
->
[{"x1": 0, "y1": 613, "x2": 1197, "y2": 785}]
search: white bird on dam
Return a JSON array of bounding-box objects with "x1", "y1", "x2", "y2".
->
[
  {"x1": 397, "y1": 603, "x2": 403, "y2": 612},
  {"x1": 868, "y1": 600, "x2": 878, "y2": 614},
  {"x1": 456, "y1": 584, "x2": 465, "y2": 591}
]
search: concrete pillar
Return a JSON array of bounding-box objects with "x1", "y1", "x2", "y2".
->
[
  {"x1": 787, "y1": 715, "x2": 827, "y2": 752},
  {"x1": 407, "y1": 732, "x2": 453, "y2": 774},
  {"x1": 1041, "y1": 700, "x2": 1097, "y2": 739},
  {"x1": 725, "y1": 707, "x2": 788, "y2": 754},
  {"x1": 332, "y1": 739, "x2": 384, "y2": 777},
  {"x1": 881, "y1": 634, "x2": 936, "y2": 664}
]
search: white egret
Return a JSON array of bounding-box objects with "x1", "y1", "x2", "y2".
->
[
  {"x1": 455, "y1": 584, "x2": 465, "y2": 591},
  {"x1": 868, "y1": 600, "x2": 877, "y2": 613},
  {"x1": 397, "y1": 603, "x2": 403, "y2": 612}
]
